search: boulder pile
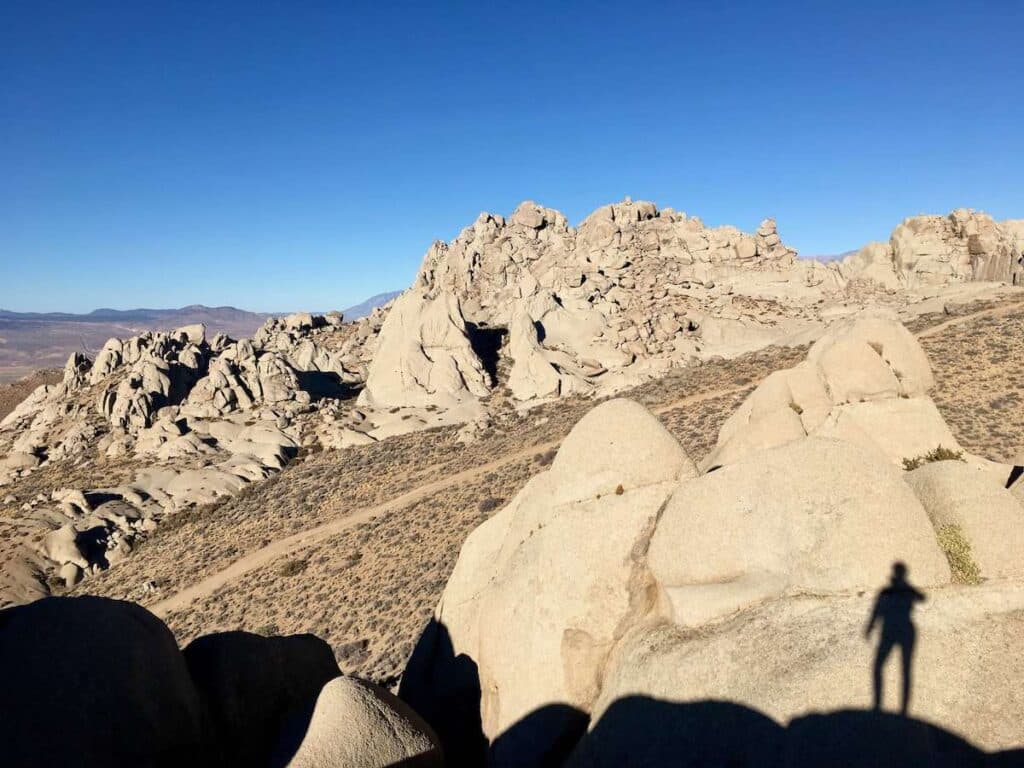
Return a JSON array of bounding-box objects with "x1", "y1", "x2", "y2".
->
[
  {"x1": 0, "y1": 595, "x2": 442, "y2": 767},
  {"x1": 840, "y1": 207, "x2": 1024, "y2": 289},
  {"x1": 401, "y1": 315, "x2": 1024, "y2": 765},
  {"x1": 0, "y1": 309, "x2": 389, "y2": 605},
  {"x1": 1, "y1": 199, "x2": 1021, "y2": 605},
  {"x1": 352, "y1": 200, "x2": 1021, "y2": 442}
]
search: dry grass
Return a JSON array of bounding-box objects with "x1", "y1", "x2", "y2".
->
[
  {"x1": 62, "y1": 294, "x2": 1024, "y2": 688},
  {"x1": 920, "y1": 301, "x2": 1024, "y2": 463}
]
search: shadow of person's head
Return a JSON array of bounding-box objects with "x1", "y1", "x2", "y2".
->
[{"x1": 891, "y1": 561, "x2": 908, "y2": 584}]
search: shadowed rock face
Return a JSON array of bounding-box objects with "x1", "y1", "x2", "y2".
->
[
  {"x1": 182, "y1": 631, "x2": 341, "y2": 766},
  {"x1": 565, "y1": 697, "x2": 1014, "y2": 768},
  {"x1": 0, "y1": 597, "x2": 440, "y2": 768},
  {"x1": 0, "y1": 596, "x2": 205, "y2": 768}
]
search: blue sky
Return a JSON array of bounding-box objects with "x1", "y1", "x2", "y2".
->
[{"x1": 1, "y1": 1, "x2": 1022, "y2": 313}]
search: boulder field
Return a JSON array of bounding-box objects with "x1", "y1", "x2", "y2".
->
[
  {"x1": 1, "y1": 200, "x2": 1021, "y2": 604},
  {"x1": 1, "y1": 315, "x2": 1023, "y2": 766},
  {"x1": 400, "y1": 316, "x2": 1024, "y2": 766}
]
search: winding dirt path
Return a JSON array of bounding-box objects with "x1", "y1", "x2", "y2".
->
[
  {"x1": 914, "y1": 297, "x2": 1023, "y2": 339},
  {"x1": 149, "y1": 385, "x2": 749, "y2": 618}
]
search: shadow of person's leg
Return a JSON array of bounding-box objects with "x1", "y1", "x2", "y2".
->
[
  {"x1": 900, "y1": 634, "x2": 915, "y2": 716},
  {"x1": 873, "y1": 638, "x2": 893, "y2": 711}
]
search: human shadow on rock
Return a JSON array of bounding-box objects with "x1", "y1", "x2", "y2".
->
[{"x1": 864, "y1": 561, "x2": 926, "y2": 716}]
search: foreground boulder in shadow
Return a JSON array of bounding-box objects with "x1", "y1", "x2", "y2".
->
[
  {"x1": 182, "y1": 630, "x2": 340, "y2": 765},
  {"x1": 565, "y1": 697, "x2": 784, "y2": 768},
  {"x1": 566, "y1": 696, "x2": 1013, "y2": 768},
  {"x1": 272, "y1": 676, "x2": 443, "y2": 767},
  {"x1": 0, "y1": 596, "x2": 204, "y2": 767},
  {"x1": 400, "y1": 617, "x2": 487, "y2": 767},
  {"x1": 786, "y1": 709, "x2": 989, "y2": 768},
  {"x1": 488, "y1": 704, "x2": 591, "y2": 768}
]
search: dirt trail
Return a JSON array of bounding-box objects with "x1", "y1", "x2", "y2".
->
[
  {"x1": 149, "y1": 385, "x2": 748, "y2": 618},
  {"x1": 151, "y1": 298, "x2": 1024, "y2": 618},
  {"x1": 914, "y1": 298, "x2": 1023, "y2": 339}
]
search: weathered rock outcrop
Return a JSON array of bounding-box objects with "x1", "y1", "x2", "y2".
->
[
  {"x1": 842, "y1": 208, "x2": 1024, "y2": 289},
  {"x1": 353, "y1": 199, "x2": 1020, "y2": 445},
  {"x1": 702, "y1": 313, "x2": 957, "y2": 470},
  {"x1": 401, "y1": 316, "x2": 1024, "y2": 764},
  {"x1": 359, "y1": 290, "x2": 490, "y2": 411},
  {"x1": 0, "y1": 313, "x2": 373, "y2": 605}
]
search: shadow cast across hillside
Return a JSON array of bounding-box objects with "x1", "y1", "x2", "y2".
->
[{"x1": 399, "y1": 621, "x2": 1024, "y2": 768}]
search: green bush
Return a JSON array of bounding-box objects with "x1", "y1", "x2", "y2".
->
[
  {"x1": 936, "y1": 524, "x2": 982, "y2": 585},
  {"x1": 902, "y1": 445, "x2": 964, "y2": 471}
]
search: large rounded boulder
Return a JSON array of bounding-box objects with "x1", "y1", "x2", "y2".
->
[
  {"x1": 651, "y1": 437, "x2": 951, "y2": 628},
  {"x1": 401, "y1": 398, "x2": 696, "y2": 764},
  {"x1": 0, "y1": 596, "x2": 204, "y2": 767},
  {"x1": 905, "y1": 460, "x2": 1024, "y2": 580}
]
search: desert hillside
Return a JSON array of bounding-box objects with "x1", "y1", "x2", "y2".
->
[
  {"x1": 62, "y1": 294, "x2": 1024, "y2": 684},
  {"x1": 1, "y1": 201, "x2": 1023, "y2": 766}
]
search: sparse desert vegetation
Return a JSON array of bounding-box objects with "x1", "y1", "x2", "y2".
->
[
  {"x1": 918, "y1": 299, "x2": 1024, "y2": 462},
  {"x1": 64, "y1": 297, "x2": 1024, "y2": 691}
]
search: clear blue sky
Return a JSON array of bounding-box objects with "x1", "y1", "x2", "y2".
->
[{"x1": 2, "y1": 1, "x2": 1022, "y2": 313}]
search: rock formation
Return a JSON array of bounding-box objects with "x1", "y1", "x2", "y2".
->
[
  {"x1": 700, "y1": 312, "x2": 955, "y2": 470},
  {"x1": 0, "y1": 199, "x2": 1020, "y2": 605},
  {"x1": 354, "y1": 199, "x2": 1021, "y2": 442},
  {"x1": 401, "y1": 315, "x2": 1024, "y2": 764},
  {"x1": 0, "y1": 308, "x2": 388, "y2": 605},
  {"x1": 0, "y1": 596, "x2": 439, "y2": 767}
]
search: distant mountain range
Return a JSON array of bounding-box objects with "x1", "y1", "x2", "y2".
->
[
  {"x1": 0, "y1": 291, "x2": 400, "y2": 381},
  {"x1": 0, "y1": 304, "x2": 271, "y2": 326},
  {"x1": 337, "y1": 291, "x2": 401, "y2": 320}
]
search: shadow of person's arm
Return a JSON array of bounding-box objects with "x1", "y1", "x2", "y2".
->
[{"x1": 864, "y1": 595, "x2": 880, "y2": 640}]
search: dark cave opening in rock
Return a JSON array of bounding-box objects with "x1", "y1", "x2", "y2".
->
[{"x1": 465, "y1": 322, "x2": 508, "y2": 388}]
